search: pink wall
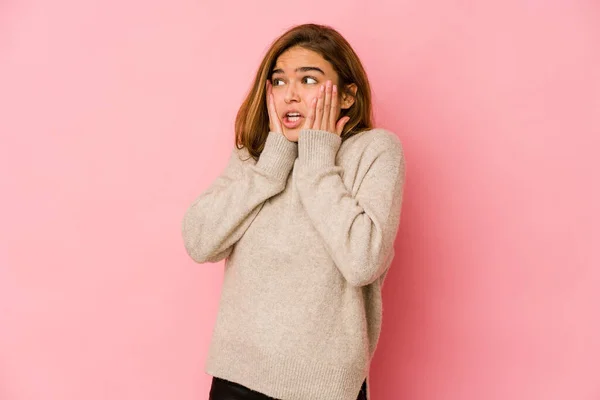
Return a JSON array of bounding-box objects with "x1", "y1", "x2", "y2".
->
[{"x1": 1, "y1": 0, "x2": 599, "y2": 399}]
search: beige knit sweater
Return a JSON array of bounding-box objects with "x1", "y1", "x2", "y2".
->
[{"x1": 182, "y1": 128, "x2": 405, "y2": 400}]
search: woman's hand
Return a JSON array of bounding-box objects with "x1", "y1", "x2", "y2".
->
[
  {"x1": 303, "y1": 80, "x2": 351, "y2": 136},
  {"x1": 266, "y1": 80, "x2": 283, "y2": 134}
]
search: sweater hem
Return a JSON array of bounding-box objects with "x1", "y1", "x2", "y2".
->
[{"x1": 206, "y1": 339, "x2": 366, "y2": 400}]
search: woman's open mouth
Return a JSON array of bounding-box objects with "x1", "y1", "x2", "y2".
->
[{"x1": 283, "y1": 112, "x2": 303, "y2": 129}]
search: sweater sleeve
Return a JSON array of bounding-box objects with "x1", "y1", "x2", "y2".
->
[
  {"x1": 182, "y1": 132, "x2": 297, "y2": 263},
  {"x1": 295, "y1": 129, "x2": 406, "y2": 287}
]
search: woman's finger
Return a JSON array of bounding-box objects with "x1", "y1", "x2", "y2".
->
[
  {"x1": 266, "y1": 80, "x2": 274, "y2": 131},
  {"x1": 322, "y1": 80, "x2": 332, "y2": 132},
  {"x1": 266, "y1": 80, "x2": 282, "y2": 133},
  {"x1": 313, "y1": 84, "x2": 325, "y2": 130},
  {"x1": 330, "y1": 84, "x2": 339, "y2": 133},
  {"x1": 266, "y1": 81, "x2": 274, "y2": 125},
  {"x1": 270, "y1": 93, "x2": 283, "y2": 133},
  {"x1": 303, "y1": 97, "x2": 317, "y2": 130}
]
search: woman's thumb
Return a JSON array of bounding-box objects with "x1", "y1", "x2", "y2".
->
[{"x1": 336, "y1": 117, "x2": 350, "y2": 136}]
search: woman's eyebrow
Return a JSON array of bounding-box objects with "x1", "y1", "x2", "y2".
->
[{"x1": 271, "y1": 66, "x2": 325, "y2": 76}]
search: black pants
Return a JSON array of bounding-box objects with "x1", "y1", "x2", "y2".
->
[{"x1": 209, "y1": 377, "x2": 367, "y2": 400}]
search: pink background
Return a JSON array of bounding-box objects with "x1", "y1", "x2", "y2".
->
[{"x1": 1, "y1": 0, "x2": 599, "y2": 399}]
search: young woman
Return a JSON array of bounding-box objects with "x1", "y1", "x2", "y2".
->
[{"x1": 182, "y1": 23, "x2": 406, "y2": 400}]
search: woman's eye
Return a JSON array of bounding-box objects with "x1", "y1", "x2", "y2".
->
[
  {"x1": 303, "y1": 76, "x2": 318, "y2": 84},
  {"x1": 272, "y1": 78, "x2": 284, "y2": 86}
]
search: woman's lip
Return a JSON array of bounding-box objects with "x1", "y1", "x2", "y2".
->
[{"x1": 282, "y1": 116, "x2": 304, "y2": 129}]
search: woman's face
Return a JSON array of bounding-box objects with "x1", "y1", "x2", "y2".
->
[{"x1": 270, "y1": 46, "x2": 351, "y2": 142}]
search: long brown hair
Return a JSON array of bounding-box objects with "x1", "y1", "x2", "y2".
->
[{"x1": 235, "y1": 23, "x2": 374, "y2": 159}]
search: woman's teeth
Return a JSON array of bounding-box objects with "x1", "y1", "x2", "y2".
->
[{"x1": 287, "y1": 113, "x2": 301, "y2": 122}]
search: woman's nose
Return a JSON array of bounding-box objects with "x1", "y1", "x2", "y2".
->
[{"x1": 284, "y1": 83, "x2": 300, "y2": 103}]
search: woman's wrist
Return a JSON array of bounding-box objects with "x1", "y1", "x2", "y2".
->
[
  {"x1": 297, "y1": 129, "x2": 341, "y2": 170},
  {"x1": 255, "y1": 131, "x2": 298, "y2": 181}
]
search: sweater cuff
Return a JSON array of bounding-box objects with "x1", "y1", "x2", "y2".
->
[
  {"x1": 256, "y1": 131, "x2": 298, "y2": 181},
  {"x1": 298, "y1": 129, "x2": 342, "y2": 170}
]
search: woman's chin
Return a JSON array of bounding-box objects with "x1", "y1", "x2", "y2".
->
[{"x1": 282, "y1": 129, "x2": 299, "y2": 143}]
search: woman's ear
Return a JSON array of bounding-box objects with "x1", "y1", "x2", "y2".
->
[{"x1": 340, "y1": 83, "x2": 358, "y2": 110}]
